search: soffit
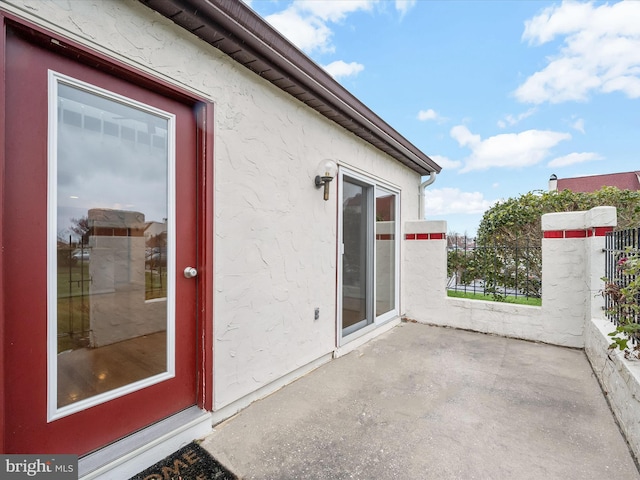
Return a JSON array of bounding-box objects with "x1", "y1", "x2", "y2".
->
[{"x1": 139, "y1": 0, "x2": 441, "y2": 176}]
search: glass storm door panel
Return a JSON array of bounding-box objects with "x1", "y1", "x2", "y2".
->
[
  {"x1": 375, "y1": 188, "x2": 397, "y2": 318},
  {"x1": 342, "y1": 178, "x2": 372, "y2": 335},
  {"x1": 4, "y1": 28, "x2": 198, "y2": 455},
  {"x1": 52, "y1": 76, "x2": 174, "y2": 415}
]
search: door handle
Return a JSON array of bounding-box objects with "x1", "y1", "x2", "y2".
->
[{"x1": 183, "y1": 267, "x2": 198, "y2": 279}]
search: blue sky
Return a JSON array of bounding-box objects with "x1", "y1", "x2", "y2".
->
[{"x1": 246, "y1": 0, "x2": 640, "y2": 235}]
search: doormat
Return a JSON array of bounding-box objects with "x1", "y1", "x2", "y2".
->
[{"x1": 129, "y1": 442, "x2": 238, "y2": 480}]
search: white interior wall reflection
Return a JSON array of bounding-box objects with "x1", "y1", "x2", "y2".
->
[{"x1": 375, "y1": 187, "x2": 398, "y2": 319}]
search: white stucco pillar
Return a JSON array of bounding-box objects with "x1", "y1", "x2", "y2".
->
[
  {"x1": 403, "y1": 220, "x2": 448, "y2": 322},
  {"x1": 540, "y1": 206, "x2": 617, "y2": 348}
]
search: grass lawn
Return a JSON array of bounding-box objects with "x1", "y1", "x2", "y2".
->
[
  {"x1": 146, "y1": 270, "x2": 167, "y2": 300},
  {"x1": 447, "y1": 289, "x2": 542, "y2": 306},
  {"x1": 56, "y1": 264, "x2": 167, "y2": 352}
]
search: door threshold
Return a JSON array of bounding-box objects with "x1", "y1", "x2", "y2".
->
[
  {"x1": 79, "y1": 406, "x2": 212, "y2": 480},
  {"x1": 336, "y1": 316, "x2": 401, "y2": 356}
]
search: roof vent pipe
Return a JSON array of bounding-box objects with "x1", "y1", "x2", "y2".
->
[{"x1": 419, "y1": 171, "x2": 437, "y2": 219}]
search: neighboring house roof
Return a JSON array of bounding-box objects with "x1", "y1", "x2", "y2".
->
[
  {"x1": 140, "y1": 0, "x2": 441, "y2": 176},
  {"x1": 556, "y1": 171, "x2": 640, "y2": 192}
]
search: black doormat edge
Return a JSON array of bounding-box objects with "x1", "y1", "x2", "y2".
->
[{"x1": 129, "y1": 441, "x2": 238, "y2": 480}]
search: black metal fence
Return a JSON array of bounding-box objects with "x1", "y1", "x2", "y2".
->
[
  {"x1": 447, "y1": 238, "x2": 541, "y2": 301},
  {"x1": 604, "y1": 227, "x2": 640, "y2": 341}
]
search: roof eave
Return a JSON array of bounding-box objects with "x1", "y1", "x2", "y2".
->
[{"x1": 139, "y1": 0, "x2": 441, "y2": 176}]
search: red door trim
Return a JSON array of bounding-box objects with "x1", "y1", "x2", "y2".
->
[
  {"x1": 0, "y1": 11, "x2": 215, "y2": 449},
  {"x1": 196, "y1": 102, "x2": 215, "y2": 411},
  {"x1": 0, "y1": 13, "x2": 8, "y2": 455},
  {"x1": 1, "y1": 12, "x2": 201, "y2": 106}
]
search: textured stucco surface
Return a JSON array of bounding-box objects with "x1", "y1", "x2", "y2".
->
[
  {"x1": 3, "y1": 0, "x2": 422, "y2": 410},
  {"x1": 586, "y1": 317, "x2": 640, "y2": 462},
  {"x1": 404, "y1": 211, "x2": 618, "y2": 348}
]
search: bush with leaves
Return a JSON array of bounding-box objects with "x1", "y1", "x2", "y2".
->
[
  {"x1": 448, "y1": 240, "x2": 541, "y2": 301},
  {"x1": 470, "y1": 187, "x2": 640, "y2": 299},
  {"x1": 477, "y1": 187, "x2": 640, "y2": 246},
  {"x1": 603, "y1": 246, "x2": 640, "y2": 357}
]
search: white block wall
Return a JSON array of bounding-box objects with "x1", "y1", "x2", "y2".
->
[
  {"x1": 404, "y1": 207, "x2": 617, "y2": 348},
  {"x1": 585, "y1": 317, "x2": 640, "y2": 460}
]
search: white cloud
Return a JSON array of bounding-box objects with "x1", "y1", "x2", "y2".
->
[
  {"x1": 548, "y1": 152, "x2": 603, "y2": 168},
  {"x1": 417, "y1": 109, "x2": 439, "y2": 121},
  {"x1": 264, "y1": 1, "x2": 412, "y2": 54},
  {"x1": 424, "y1": 188, "x2": 497, "y2": 215},
  {"x1": 395, "y1": 0, "x2": 417, "y2": 17},
  {"x1": 450, "y1": 125, "x2": 481, "y2": 149},
  {"x1": 265, "y1": 8, "x2": 334, "y2": 54},
  {"x1": 323, "y1": 60, "x2": 364, "y2": 79},
  {"x1": 450, "y1": 125, "x2": 572, "y2": 172},
  {"x1": 516, "y1": 1, "x2": 640, "y2": 104},
  {"x1": 570, "y1": 118, "x2": 585, "y2": 134},
  {"x1": 497, "y1": 107, "x2": 537, "y2": 128},
  {"x1": 296, "y1": 0, "x2": 375, "y2": 23},
  {"x1": 430, "y1": 154, "x2": 461, "y2": 170}
]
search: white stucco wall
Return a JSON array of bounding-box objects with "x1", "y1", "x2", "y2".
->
[
  {"x1": 3, "y1": 0, "x2": 422, "y2": 410},
  {"x1": 404, "y1": 209, "x2": 617, "y2": 348},
  {"x1": 585, "y1": 317, "x2": 640, "y2": 461}
]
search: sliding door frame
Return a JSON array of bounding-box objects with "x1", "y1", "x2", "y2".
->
[{"x1": 337, "y1": 167, "x2": 400, "y2": 345}]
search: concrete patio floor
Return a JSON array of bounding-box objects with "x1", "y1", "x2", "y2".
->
[{"x1": 201, "y1": 322, "x2": 640, "y2": 479}]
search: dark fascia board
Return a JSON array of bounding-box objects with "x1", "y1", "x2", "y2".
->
[{"x1": 139, "y1": 0, "x2": 441, "y2": 176}]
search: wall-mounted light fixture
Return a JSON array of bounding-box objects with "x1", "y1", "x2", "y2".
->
[{"x1": 314, "y1": 159, "x2": 338, "y2": 201}]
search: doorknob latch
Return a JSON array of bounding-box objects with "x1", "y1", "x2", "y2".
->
[{"x1": 183, "y1": 267, "x2": 198, "y2": 279}]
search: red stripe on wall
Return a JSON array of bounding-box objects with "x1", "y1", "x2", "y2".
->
[
  {"x1": 593, "y1": 226, "x2": 614, "y2": 237},
  {"x1": 544, "y1": 227, "x2": 612, "y2": 239},
  {"x1": 376, "y1": 234, "x2": 395, "y2": 240},
  {"x1": 564, "y1": 229, "x2": 588, "y2": 238},
  {"x1": 405, "y1": 233, "x2": 446, "y2": 240}
]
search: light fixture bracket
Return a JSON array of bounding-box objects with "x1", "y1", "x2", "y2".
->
[{"x1": 314, "y1": 159, "x2": 338, "y2": 201}]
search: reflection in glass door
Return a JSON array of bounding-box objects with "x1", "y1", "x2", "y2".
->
[
  {"x1": 375, "y1": 188, "x2": 397, "y2": 319},
  {"x1": 49, "y1": 73, "x2": 175, "y2": 419},
  {"x1": 342, "y1": 179, "x2": 372, "y2": 335},
  {"x1": 341, "y1": 172, "x2": 399, "y2": 339}
]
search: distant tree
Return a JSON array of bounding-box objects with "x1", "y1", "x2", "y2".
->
[
  {"x1": 462, "y1": 187, "x2": 640, "y2": 299},
  {"x1": 447, "y1": 231, "x2": 473, "y2": 250},
  {"x1": 447, "y1": 231, "x2": 474, "y2": 287},
  {"x1": 146, "y1": 231, "x2": 167, "y2": 248},
  {"x1": 70, "y1": 216, "x2": 91, "y2": 245},
  {"x1": 477, "y1": 187, "x2": 640, "y2": 246}
]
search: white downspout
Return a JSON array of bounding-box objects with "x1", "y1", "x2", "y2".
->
[{"x1": 419, "y1": 171, "x2": 437, "y2": 219}]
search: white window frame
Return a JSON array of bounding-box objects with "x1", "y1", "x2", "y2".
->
[{"x1": 337, "y1": 167, "x2": 401, "y2": 345}]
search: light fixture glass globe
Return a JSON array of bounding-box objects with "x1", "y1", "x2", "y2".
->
[
  {"x1": 314, "y1": 159, "x2": 338, "y2": 201},
  {"x1": 317, "y1": 159, "x2": 338, "y2": 179}
]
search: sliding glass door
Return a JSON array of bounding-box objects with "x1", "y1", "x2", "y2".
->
[
  {"x1": 375, "y1": 187, "x2": 397, "y2": 320},
  {"x1": 342, "y1": 178, "x2": 373, "y2": 335},
  {"x1": 340, "y1": 171, "x2": 399, "y2": 339}
]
